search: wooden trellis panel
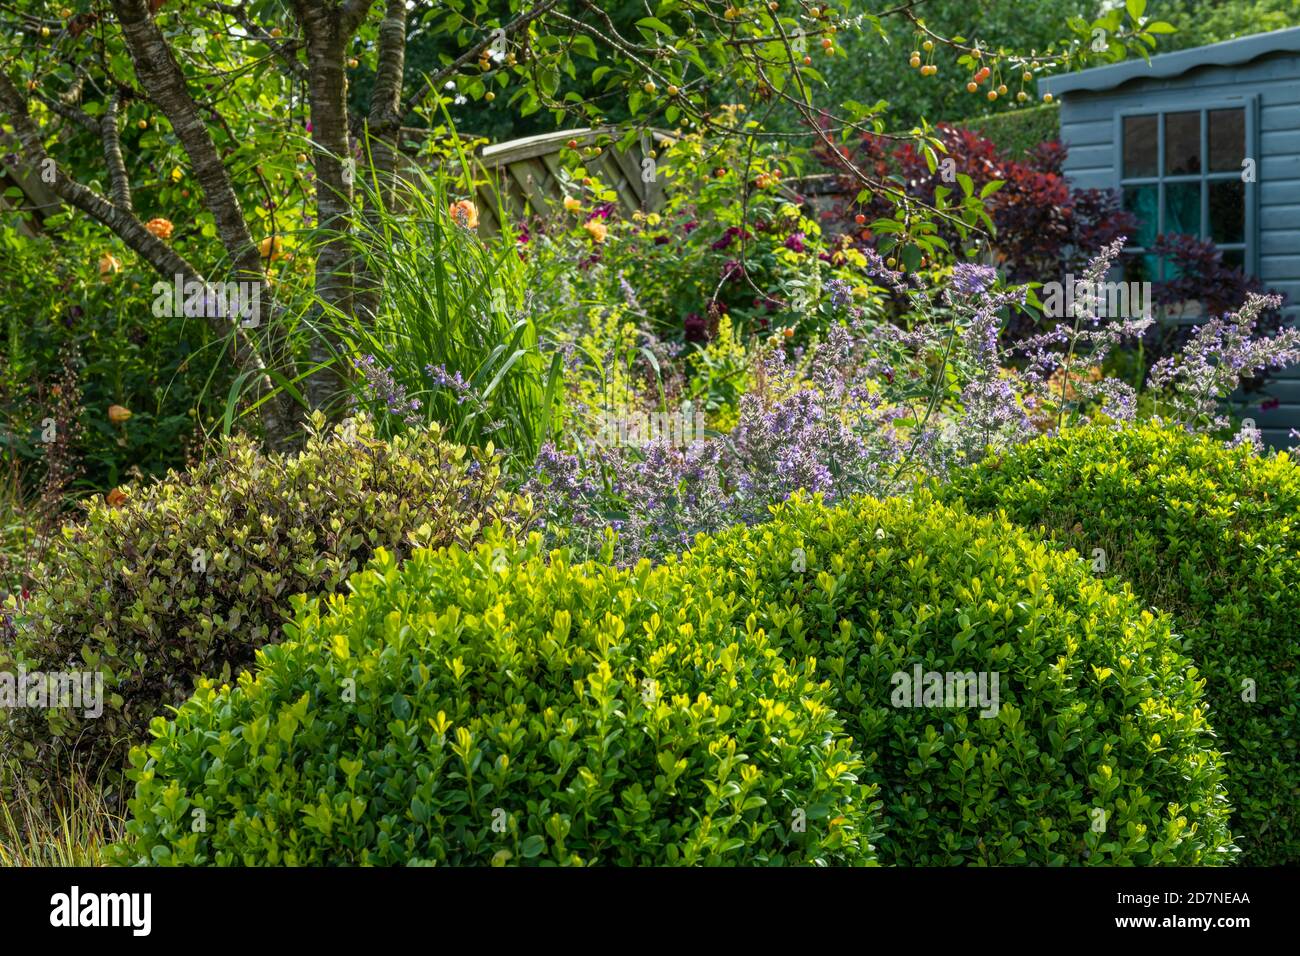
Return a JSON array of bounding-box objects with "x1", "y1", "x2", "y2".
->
[{"x1": 449, "y1": 127, "x2": 673, "y2": 235}]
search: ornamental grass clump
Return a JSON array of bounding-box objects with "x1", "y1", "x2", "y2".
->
[
  {"x1": 2, "y1": 414, "x2": 526, "y2": 790},
  {"x1": 942, "y1": 422, "x2": 1300, "y2": 864}
]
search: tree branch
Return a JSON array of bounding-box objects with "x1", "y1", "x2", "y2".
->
[
  {"x1": 101, "y1": 89, "x2": 133, "y2": 212},
  {"x1": 32, "y1": 90, "x2": 98, "y2": 133},
  {"x1": 368, "y1": 0, "x2": 407, "y2": 133},
  {"x1": 400, "y1": 0, "x2": 563, "y2": 117},
  {"x1": 209, "y1": 1, "x2": 308, "y2": 80},
  {"x1": 109, "y1": 0, "x2": 261, "y2": 281},
  {"x1": 341, "y1": 0, "x2": 376, "y2": 37}
]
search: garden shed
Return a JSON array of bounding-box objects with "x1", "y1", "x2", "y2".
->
[{"x1": 1041, "y1": 27, "x2": 1300, "y2": 447}]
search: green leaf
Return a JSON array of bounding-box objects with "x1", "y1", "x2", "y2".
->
[{"x1": 636, "y1": 17, "x2": 674, "y2": 36}]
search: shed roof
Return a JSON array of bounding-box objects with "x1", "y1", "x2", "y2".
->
[{"x1": 1039, "y1": 26, "x2": 1300, "y2": 97}]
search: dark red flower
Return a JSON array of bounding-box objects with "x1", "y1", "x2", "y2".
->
[{"x1": 684, "y1": 312, "x2": 708, "y2": 343}]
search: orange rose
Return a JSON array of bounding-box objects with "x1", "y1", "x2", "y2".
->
[
  {"x1": 108, "y1": 404, "x2": 132, "y2": 424},
  {"x1": 145, "y1": 217, "x2": 174, "y2": 240},
  {"x1": 449, "y1": 199, "x2": 479, "y2": 229},
  {"x1": 105, "y1": 487, "x2": 129, "y2": 508},
  {"x1": 258, "y1": 235, "x2": 286, "y2": 260},
  {"x1": 583, "y1": 220, "x2": 608, "y2": 243}
]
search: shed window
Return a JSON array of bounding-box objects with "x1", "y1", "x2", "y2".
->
[{"x1": 1119, "y1": 106, "x2": 1249, "y2": 281}]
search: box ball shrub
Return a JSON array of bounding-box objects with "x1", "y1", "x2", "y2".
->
[
  {"x1": 2, "y1": 414, "x2": 527, "y2": 784},
  {"x1": 112, "y1": 534, "x2": 882, "y2": 866},
  {"x1": 941, "y1": 423, "x2": 1300, "y2": 865},
  {"x1": 116, "y1": 494, "x2": 1232, "y2": 866},
  {"x1": 676, "y1": 491, "x2": 1236, "y2": 865}
]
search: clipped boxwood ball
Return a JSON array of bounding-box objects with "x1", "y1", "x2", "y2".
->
[
  {"x1": 1, "y1": 414, "x2": 526, "y2": 786},
  {"x1": 676, "y1": 490, "x2": 1236, "y2": 865},
  {"x1": 115, "y1": 491, "x2": 1232, "y2": 866},
  {"x1": 111, "y1": 533, "x2": 881, "y2": 866},
  {"x1": 942, "y1": 422, "x2": 1300, "y2": 865}
]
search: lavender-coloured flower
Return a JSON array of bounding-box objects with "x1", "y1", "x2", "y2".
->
[
  {"x1": 425, "y1": 363, "x2": 474, "y2": 405},
  {"x1": 950, "y1": 262, "x2": 997, "y2": 296},
  {"x1": 354, "y1": 354, "x2": 422, "y2": 425}
]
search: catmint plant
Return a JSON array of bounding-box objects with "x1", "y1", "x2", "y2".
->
[
  {"x1": 1147, "y1": 293, "x2": 1300, "y2": 431},
  {"x1": 528, "y1": 241, "x2": 1299, "y2": 566}
]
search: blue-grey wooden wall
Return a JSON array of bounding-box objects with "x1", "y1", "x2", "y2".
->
[{"x1": 1053, "y1": 48, "x2": 1300, "y2": 447}]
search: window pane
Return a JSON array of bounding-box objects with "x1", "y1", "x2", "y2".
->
[
  {"x1": 1209, "y1": 180, "x2": 1245, "y2": 244},
  {"x1": 1164, "y1": 111, "x2": 1201, "y2": 175},
  {"x1": 1123, "y1": 115, "x2": 1158, "y2": 178},
  {"x1": 1222, "y1": 248, "x2": 1246, "y2": 273},
  {"x1": 1124, "y1": 185, "x2": 1159, "y2": 246},
  {"x1": 1165, "y1": 182, "x2": 1202, "y2": 236},
  {"x1": 1208, "y1": 108, "x2": 1245, "y2": 172}
]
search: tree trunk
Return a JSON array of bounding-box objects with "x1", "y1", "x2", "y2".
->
[
  {"x1": 295, "y1": 0, "x2": 370, "y2": 412},
  {"x1": 354, "y1": 0, "x2": 409, "y2": 323}
]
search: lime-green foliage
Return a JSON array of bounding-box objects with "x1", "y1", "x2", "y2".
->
[
  {"x1": 678, "y1": 491, "x2": 1235, "y2": 865},
  {"x1": 553, "y1": 304, "x2": 646, "y2": 440},
  {"x1": 114, "y1": 492, "x2": 1233, "y2": 866},
  {"x1": 958, "y1": 104, "x2": 1060, "y2": 161},
  {"x1": 2, "y1": 415, "x2": 526, "y2": 782},
  {"x1": 687, "y1": 314, "x2": 751, "y2": 433},
  {"x1": 941, "y1": 423, "x2": 1299, "y2": 865},
  {"x1": 112, "y1": 532, "x2": 881, "y2": 866}
]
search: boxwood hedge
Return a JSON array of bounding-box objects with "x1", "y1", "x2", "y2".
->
[
  {"x1": 941, "y1": 423, "x2": 1300, "y2": 865},
  {"x1": 2, "y1": 414, "x2": 525, "y2": 786},
  {"x1": 113, "y1": 533, "x2": 882, "y2": 866},
  {"x1": 678, "y1": 491, "x2": 1235, "y2": 865},
  {"x1": 115, "y1": 492, "x2": 1233, "y2": 866}
]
